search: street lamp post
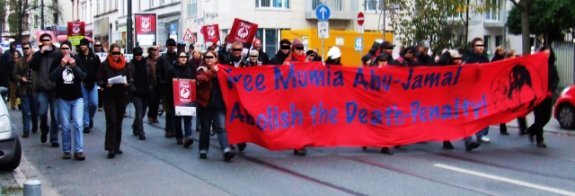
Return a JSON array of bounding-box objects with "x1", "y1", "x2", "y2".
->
[
  {"x1": 40, "y1": 0, "x2": 44, "y2": 30},
  {"x1": 127, "y1": 0, "x2": 133, "y2": 53}
]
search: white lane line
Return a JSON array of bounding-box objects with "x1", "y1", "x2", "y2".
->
[{"x1": 434, "y1": 163, "x2": 575, "y2": 196}]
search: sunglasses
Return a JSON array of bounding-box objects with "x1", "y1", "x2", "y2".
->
[
  {"x1": 204, "y1": 56, "x2": 214, "y2": 59},
  {"x1": 232, "y1": 48, "x2": 243, "y2": 52},
  {"x1": 41, "y1": 39, "x2": 51, "y2": 42},
  {"x1": 94, "y1": 45, "x2": 102, "y2": 47},
  {"x1": 475, "y1": 44, "x2": 485, "y2": 47},
  {"x1": 295, "y1": 47, "x2": 304, "y2": 50},
  {"x1": 280, "y1": 45, "x2": 291, "y2": 50},
  {"x1": 112, "y1": 52, "x2": 122, "y2": 55},
  {"x1": 178, "y1": 56, "x2": 187, "y2": 59},
  {"x1": 250, "y1": 55, "x2": 258, "y2": 58},
  {"x1": 61, "y1": 47, "x2": 70, "y2": 50},
  {"x1": 23, "y1": 47, "x2": 30, "y2": 50}
]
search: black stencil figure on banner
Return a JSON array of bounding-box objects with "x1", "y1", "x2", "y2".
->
[{"x1": 491, "y1": 64, "x2": 537, "y2": 112}]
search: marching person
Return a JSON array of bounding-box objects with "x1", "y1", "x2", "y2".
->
[
  {"x1": 3, "y1": 41, "x2": 22, "y2": 110},
  {"x1": 94, "y1": 41, "x2": 106, "y2": 112},
  {"x1": 197, "y1": 51, "x2": 235, "y2": 161},
  {"x1": 50, "y1": 41, "x2": 87, "y2": 160},
  {"x1": 146, "y1": 46, "x2": 161, "y2": 124},
  {"x1": 158, "y1": 39, "x2": 178, "y2": 138},
  {"x1": 224, "y1": 41, "x2": 246, "y2": 67},
  {"x1": 463, "y1": 37, "x2": 491, "y2": 143},
  {"x1": 243, "y1": 50, "x2": 262, "y2": 67},
  {"x1": 252, "y1": 38, "x2": 269, "y2": 65},
  {"x1": 97, "y1": 43, "x2": 133, "y2": 159},
  {"x1": 325, "y1": 46, "x2": 342, "y2": 66},
  {"x1": 128, "y1": 47, "x2": 151, "y2": 140},
  {"x1": 29, "y1": 33, "x2": 61, "y2": 147},
  {"x1": 270, "y1": 39, "x2": 291, "y2": 65},
  {"x1": 167, "y1": 52, "x2": 197, "y2": 147},
  {"x1": 77, "y1": 38, "x2": 101, "y2": 134},
  {"x1": 13, "y1": 42, "x2": 38, "y2": 137}
]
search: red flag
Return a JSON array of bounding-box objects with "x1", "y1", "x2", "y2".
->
[
  {"x1": 201, "y1": 24, "x2": 220, "y2": 45},
  {"x1": 227, "y1": 18, "x2": 258, "y2": 44}
]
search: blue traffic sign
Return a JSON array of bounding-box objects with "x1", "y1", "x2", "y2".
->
[
  {"x1": 315, "y1": 4, "x2": 331, "y2": 21},
  {"x1": 355, "y1": 37, "x2": 363, "y2": 51}
]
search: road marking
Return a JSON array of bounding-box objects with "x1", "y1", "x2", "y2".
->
[{"x1": 434, "y1": 163, "x2": 575, "y2": 196}]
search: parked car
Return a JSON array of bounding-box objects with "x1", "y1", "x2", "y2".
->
[
  {"x1": 554, "y1": 85, "x2": 575, "y2": 130},
  {"x1": 0, "y1": 87, "x2": 21, "y2": 171}
]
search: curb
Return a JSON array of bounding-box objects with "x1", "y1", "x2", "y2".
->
[{"x1": 12, "y1": 151, "x2": 60, "y2": 196}]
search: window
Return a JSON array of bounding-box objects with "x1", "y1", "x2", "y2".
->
[
  {"x1": 483, "y1": 35, "x2": 490, "y2": 53},
  {"x1": 255, "y1": 0, "x2": 290, "y2": 9},
  {"x1": 485, "y1": 0, "x2": 500, "y2": 21},
  {"x1": 312, "y1": 0, "x2": 342, "y2": 11},
  {"x1": 365, "y1": 0, "x2": 382, "y2": 11},
  {"x1": 255, "y1": 28, "x2": 279, "y2": 59},
  {"x1": 495, "y1": 35, "x2": 503, "y2": 47},
  {"x1": 188, "y1": 0, "x2": 197, "y2": 18}
]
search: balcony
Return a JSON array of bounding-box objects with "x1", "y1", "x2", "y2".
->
[{"x1": 305, "y1": 0, "x2": 355, "y2": 21}]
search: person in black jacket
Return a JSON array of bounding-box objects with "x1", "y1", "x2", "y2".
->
[
  {"x1": 50, "y1": 41, "x2": 87, "y2": 160},
  {"x1": 29, "y1": 33, "x2": 61, "y2": 147},
  {"x1": 270, "y1": 39, "x2": 291, "y2": 65},
  {"x1": 527, "y1": 46, "x2": 560, "y2": 148},
  {"x1": 97, "y1": 43, "x2": 133, "y2": 159},
  {"x1": 463, "y1": 37, "x2": 491, "y2": 143},
  {"x1": 76, "y1": 38, "x2": 101, "y2": 134},
  {"x1": 128, "y1": 47, "x2": 151, "y2": 140},
  {"x1": 158, "y1": 39, "x2": 178, "y2": 138},
  {"x1": 167, "y1": 52, "x2": 197, "y2": 147}
]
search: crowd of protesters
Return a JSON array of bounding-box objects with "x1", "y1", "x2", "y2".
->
[{"x1": 0, "y1": 33, "x2": 559, "y2": 162}]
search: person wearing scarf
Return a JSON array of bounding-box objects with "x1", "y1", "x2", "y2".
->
[{"x1": 96, "y1": 43, "x2": 134, "y2": 159}]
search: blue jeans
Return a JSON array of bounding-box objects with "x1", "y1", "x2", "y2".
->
[
  {"x1": 20, "y1": 93, "x2": 38, "y2": 133},
  {"x1": 58, "y1": 98, "x2": 84, "y2": 153},
  {"x1": 82, "y1": 84, "x2": 98, "y2": 128},
  {"x1": 37, "y1": 91, "x2": 59, "y2": 143},
  {"x1": 199, "y1": 108, "x2": 230, "y2": 152},
  {"x1": 476, "y1": 126, "x2": 490, "y2": 139}
]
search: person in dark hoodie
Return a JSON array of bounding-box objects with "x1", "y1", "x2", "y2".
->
[
  {"x1": 50, "y1": 41, "x2": 87, "y2": 160},
  {"x1": 416, "y1": 41, "x2": 435, "y2": 66},
  {"x1": 527, "y1": 46, "x2": 560, "y2": 148},
  {"x1": 146, "y1": 46, "x2": 161, "y2": 124},
  {"x1": 196, "y1": 50, "x2": 235, "y2": 161},
  {"x1": 463, "y1": 37, "x2": 491, "y2": 143},
  {"x1": 158, "y1": 38, "x2": 178, "y2": 138},
  {"x1": 128, "y1": 47, "x2": 151, "y2": 140},
  {"x1": 167, "y1": 52, "x2": 197, "y2": 147},
  {"x1": 398, "y1": 46, "x2": 419, "y2": 66},
  {"x1": 97, "y1": 43, "x2": 133, "y2": 159},
  {"x1": 76, "y1": 38, "x2": 101, "y2": 134},
  {"x1": 29, "y1": 33, "x2": 61, "y2": 147},
  {"x1": 270, "y1": 39, "x2": 291, "y2": 65}
]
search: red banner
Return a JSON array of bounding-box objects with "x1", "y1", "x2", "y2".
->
[
  {"x1": 201, "y1": 24, "x2": 220, "y2": 45},
  {"x1": 172, "y1": 79, "x2": 197, "y2": 116},
  {"x1": 217, "y1": 53, "x2": 550, "y2": 150},
  {"x1": 135, "y1": 13, "x2": 157, "y2": 46},
  {"x1": 227, "y1": 18, "x2": 258, "y2": 44},
  {"x1": 67, "y1": 21, "x2": 85, "y2": 36}
]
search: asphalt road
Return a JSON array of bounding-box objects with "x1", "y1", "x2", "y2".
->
[{"x1": 2, "y1": 106, "x2": 575, "y2": 196}]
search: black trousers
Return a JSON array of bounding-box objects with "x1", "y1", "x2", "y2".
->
[
  {"x1": 147, "y1": 87, "x2": 161, "y2": 120},
  {"x1": 104, "y1": 95, "x2": 128, "y2": 152},
  {"x1": 528, "y1": 97, "x2": 553, "y2": 143}
]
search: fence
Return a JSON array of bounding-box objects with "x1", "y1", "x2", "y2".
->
[{"x1": 552, "y1": 42, "x2": 574, "y2": 89}]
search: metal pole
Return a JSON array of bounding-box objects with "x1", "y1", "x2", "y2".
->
[
  {"x1": 127, "y1": 0, "x2": 133, "y2": 53},
  {"x1": 40, "y1": 0, "x2": 44, "y2": 30},
  {"x1": 382, "y1": 2, "x2": 386, "y2": 40}
]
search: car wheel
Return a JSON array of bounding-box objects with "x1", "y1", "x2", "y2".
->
[
  {"x1": 2, "y1": 139, "x2": 22, "y2": 171},
  {"x1": 557, "y1": 104, "x2": 575, "y2": 129}
]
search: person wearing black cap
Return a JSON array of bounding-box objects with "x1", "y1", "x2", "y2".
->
[
  {"x1": 77, "y1": 38, "x2": 101, "y2": 134},
  {"x1": 270, "y1": 39, "x2": 291, "y2": 65},
  {"x1": 416, "y1": 41, "x2": 435, "y2": 66},
  {"x1": 157, "y1": 38, "x2": 178, "y2": 138},
  {"x1": 398, "y1": 46, "x2": 419, "y2": 66},
  {"x1": 128, "y1": 47, "x2": 151, "y2": 140}
]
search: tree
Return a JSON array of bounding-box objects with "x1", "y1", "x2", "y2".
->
[
  {"x1": 507, "y1": 0, "x2": 575, "y2": 45},
  {"x1": 7, "y1": 0, "x2": 30, "y2": 43},
  {"x1": 0, "y1": 0, "x2": 7, "y2": 41},
  {"x1": 509, "y1": 0, "x2": 533, "y2": 55}
]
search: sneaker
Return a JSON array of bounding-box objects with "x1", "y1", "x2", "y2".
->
[
  {"x1": 98, "y1": 107, "x2": 103, "y2": 112},
  {"x1": 223, "y1": 149, "x2": 235, "y2": 162},
  {"x1": 480, "y1": 136, "x2": 491, "y2": 143},
  {"x1": 51, "y1": 143, "x2": 60, "y2": 148},
  {"x1": 22, "y1": 132, "x2": 30, "y2": 138},
  {"x1": 442, "y1": 141, "x2": 454, "y2": 150},
  {"x1": 380, "y1": 147, "x2": 394, "y2": 155},
  {"x1": 83, "y1": 127, "x2": 90, "y2": 134},
  {"x1": 62, "y1": 152, "x2": 72, "y2": 160},
  {"x1": 199, "y1": 150, "x2": 208, "y2": 159},
  {"x1": 116, "y1": 149, "x2": 123, "y2": 154},
  {"x1": 465, "y1": 142, "x2": 481, "y2": 152},
  {"x1": 107, "y1": 151, "x2": 115, "y2": 159},
  {"x1": 183, "y1": 138, "x2": 193, "y2": 148},
  {"x1": 74, "y1": 152, "x2": 86, "y2": 161}
]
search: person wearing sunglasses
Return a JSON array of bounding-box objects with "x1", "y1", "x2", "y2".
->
[
  {"x1": 29, "y1": 33, "x2": 61, "y2": 147},
  {"x1": 97, "y1": 43, "x2": 134, "y2": 159},
  {"x1": 76, "y1": 38, "x2": 102, "y2": 134},
  {"x1": 289, "y1": 39, "x2": 307, "y2": 63},
  {"x1": 270, "y1": 39, "x2": 291, "y2": 65},
  {"x1": 166, "y1": 52, "x2": 197, "y2": 147},
  {"x1": 196, "y1": 51, "x2": 235, "y2": 161},
  {"x1": 223, "y1": 41, "x2": 245, "y2": 67},
  {"x1": 49, "y1": 41, "x2": 87, "y2": 160},
  {"x1": 13, "y1": 42, "x2": 38, "y2": 138},
  {"x1": 463, "y1": 37, "x2": 491, "y2": 144}
]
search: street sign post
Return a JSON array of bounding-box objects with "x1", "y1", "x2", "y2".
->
[
  {"x1": 316, "y1": 4, "x2": 331, "y2": 60},
  {"x1": 357, "y1": 12, "x2": 364, "y2": 26},
  {"x1": 357, "y1": 12, "x2": 365, "y2": 56}
]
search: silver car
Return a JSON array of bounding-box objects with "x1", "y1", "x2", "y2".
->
[{"x1": 0, "y1": 87, "x2": 21, "y2": 171}]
